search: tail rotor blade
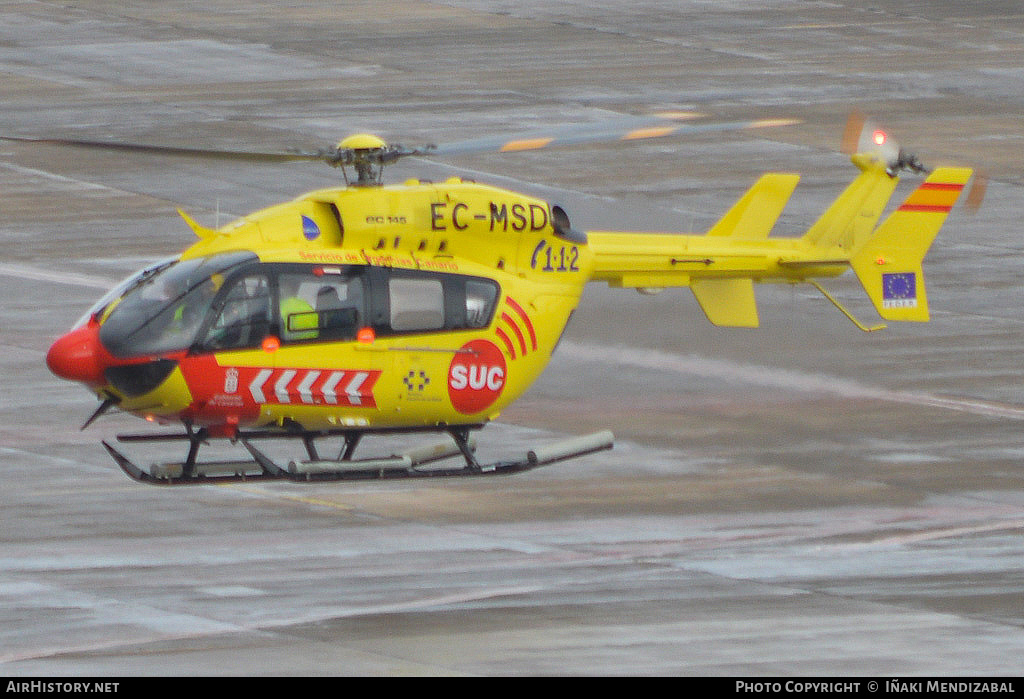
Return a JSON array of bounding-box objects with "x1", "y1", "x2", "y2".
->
[
  {"x1": 840, "y1": 110, "x2": 867, "y2": 155},
  {"x1": 965, "y1": 173, "x2": 988, "y2": 213}
]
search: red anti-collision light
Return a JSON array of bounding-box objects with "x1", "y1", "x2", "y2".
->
[
  {"x1": 46, "y1": 321, "x2": 112, "y2": 386},
  {"x1": 357, "y1": 326, "x2": 376, "y2": 344}
]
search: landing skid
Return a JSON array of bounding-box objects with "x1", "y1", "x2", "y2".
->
[{"x1": 102, "y1": 425, "x2": 614, "y2": 486}]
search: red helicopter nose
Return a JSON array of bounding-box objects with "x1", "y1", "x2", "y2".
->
[{"x1": 46, "y1": 321, "x2": 109, "y2": 385}]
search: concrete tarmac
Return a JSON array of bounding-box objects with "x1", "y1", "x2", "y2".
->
[{"x1": 2, "y1": 0, "x2": 1024, "y2": 676}]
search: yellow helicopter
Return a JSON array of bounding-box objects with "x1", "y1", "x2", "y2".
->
[{"x1": 14, "y1": 112, "x2": 979, "y2": 484}]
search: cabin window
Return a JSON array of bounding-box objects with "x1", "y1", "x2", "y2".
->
[
  {"x1": 372, "y1": 269, "x2": 499, "y2": 335},
  {"x1": 276, "y1": 269, "x2": 364, "y2": 344},
  {"x1": 388, "y1": 277, "x2": 445, "y2": 332},
  {"x1": 465, "y1": 279, "x2": 498, "y2": 329}
]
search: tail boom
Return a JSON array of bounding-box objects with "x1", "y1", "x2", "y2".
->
[
  {"x1": 586, "y1": 159, "x2": 973, "y2": 328},
  {"x1": 587, "y1": 230, "x2": 849, "y2": 327}
]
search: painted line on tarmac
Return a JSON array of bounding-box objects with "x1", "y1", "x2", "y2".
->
[
  {"x1": 0, "y1": 580, "x2": 542, "y2": 664},
  {"x1": 0, "y1": 262, "x2": 115, "y2": 289},
  {"x1": 0, "y1": 161, "x2": 113, "y2": 191},
  {"x1": 561, "y1": 340, "x2": 1024, "y2": 421},
  {"x1": 846, "y1": 518, "x2": 1024, "y2": 547}
]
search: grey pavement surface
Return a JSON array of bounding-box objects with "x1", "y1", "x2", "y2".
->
[{"x1": 2, "y1": 0, "x2": 1024, "y2": 676}]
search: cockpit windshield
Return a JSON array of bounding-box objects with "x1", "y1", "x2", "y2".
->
[
  {"x1": 73, "y1": 256, "x2": 177, "y2": 330},
  {"x1": 98, "y1": 251, "x2": 257, "y2": 357}
]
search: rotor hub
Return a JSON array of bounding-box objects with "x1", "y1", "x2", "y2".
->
[
  {"x1": 331, "y1": 133, "x2": 396, "y2": 185},
  {"x1": 336, "y1": 133, "x2": 387, "y2": 151}
]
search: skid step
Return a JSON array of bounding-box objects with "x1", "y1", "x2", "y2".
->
[
  {"x1": 150, "y1": 460, "x2": 267, "y2": 479},
  {"x1": 398, "y1": 436, "x2": 477, "y2": 466},
  {"x1": 289, "y1": 455, "x2": 414, "y2": 475}
]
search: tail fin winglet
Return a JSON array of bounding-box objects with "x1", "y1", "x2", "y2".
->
[
  {"x1": 706, "y1": 173, "x2": 799, "y2": 239},
  {"x1": 850, "y1": 167, "x2": 973, "y2": 321}
]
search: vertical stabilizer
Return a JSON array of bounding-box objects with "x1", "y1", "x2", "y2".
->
[
  {"x1": 802, "y1": 155, "x2": 898, "y2": 252},
  {"x1": 850, "y1": 167, "x2": 973, "y2": 321}
]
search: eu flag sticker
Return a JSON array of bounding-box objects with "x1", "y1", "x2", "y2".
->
[
  {"x1": 882, "y1": 272, "x2": 917, "y2": 309},
  {"x1": 302, "y1": 215, "x2": 321, "y2": 241}
]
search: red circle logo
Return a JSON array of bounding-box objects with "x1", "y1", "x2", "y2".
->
[{"x1": 448, "y1": 339, "x2": 507, "y2": 414}]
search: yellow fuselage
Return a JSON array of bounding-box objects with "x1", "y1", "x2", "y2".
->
[{"x1": 106, "y1": 177, "x2": 589, "y2": 432}]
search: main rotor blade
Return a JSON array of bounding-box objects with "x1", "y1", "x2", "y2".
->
[
  {"x1": 0, "y1": 135, "x2": 332, "y2": 163},
  {"x1": 430, "y1": 114, "x2": 801, "y2": 156},
  {"x1": 1, "y1": 112, "x2": 801, "y2": 168}
]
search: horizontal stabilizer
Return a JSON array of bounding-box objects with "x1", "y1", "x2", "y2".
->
[
  {"x1": 691, "y1": 278, "x2": 758, "y2": 327},
  {"x1": 707, "y1": 173, "x2": 800, "y2": 239}
]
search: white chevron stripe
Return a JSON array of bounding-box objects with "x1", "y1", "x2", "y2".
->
[
  {"x1": 297, "y1": 370, "x2": 321, "y2": 404},
  {"x1": 274, "y1": 370, "x2": 297, "y2": 404},
  {"x1": 345, "y1": 371, "x2": 369, "y2": 406},
  {"x1": 320, "y1": 371, "x2": 345, "y2": 405},
  {"x1": 249, "y1": 369, "x2": 273, "y2": 403}
]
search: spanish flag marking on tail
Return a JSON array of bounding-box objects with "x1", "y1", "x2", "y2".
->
[{"x1": 897, "y1": 182, "x2": 966, "y2": 213}]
